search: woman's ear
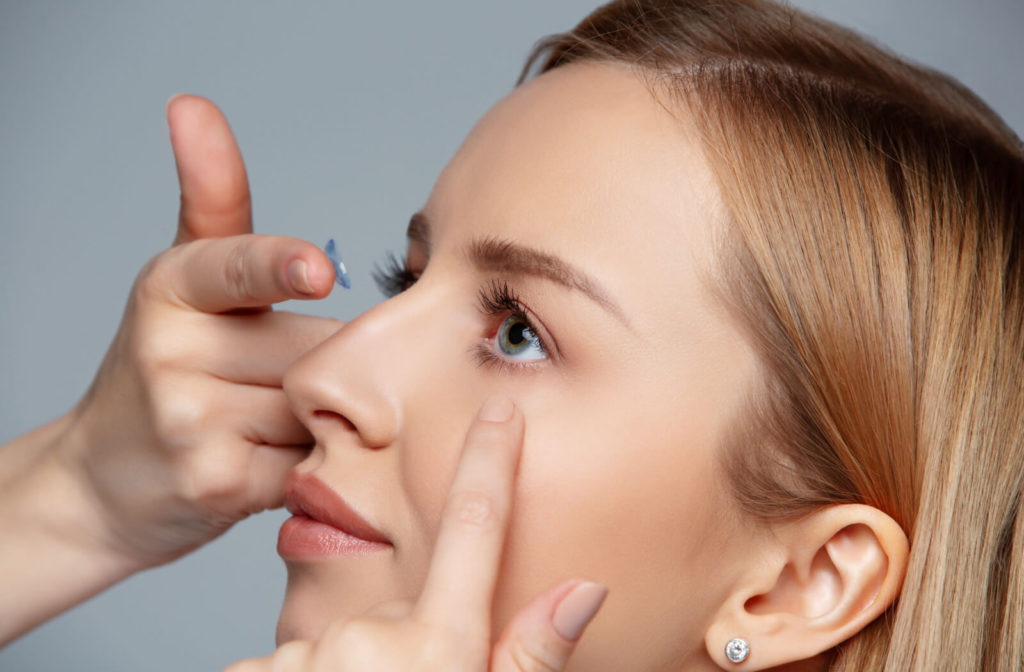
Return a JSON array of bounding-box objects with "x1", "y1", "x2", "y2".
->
[{"x1": 704, "y1": 504, "x2": 909, "y2": 669}]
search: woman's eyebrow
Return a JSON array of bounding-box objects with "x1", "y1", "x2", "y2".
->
[{"x1": 406, "y1": 212, "x2": 630, "y2": 327}]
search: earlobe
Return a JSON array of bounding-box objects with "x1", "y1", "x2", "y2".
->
[{"x1": 704, "y1": 504, "x2": 909, "y2": 669}]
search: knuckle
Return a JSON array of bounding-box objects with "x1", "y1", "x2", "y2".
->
[
  {"x1": 134, "y1": 244, "x2": 197, "y2": 308},
  {"x1": 131, "y1": 335, "x2": 163, "y2": 375},
  {"x1": 223, "y1": 241, "x2": 256, "y2": 303},
  {"x1": 181, "y1": 448, "x2": 246, "y2": 503},
  {"x1": 149, "y1": 384, "x2": 208, "y2": 446},
  {"x1": 504, "y1": 639, "x2": 562, "y2": 672},
  {"x1": 446, "y1": 489, "x2": 503, "y2": 533},
  {"x1": 133, "y1": 251, "x2": 173, "y2": 304},
  {"x1": 176, "y1": 440, "x2": 245, "y2": 504},
  {"x1": 132, "y1": 323, "x2": 184, "y2": 374}
]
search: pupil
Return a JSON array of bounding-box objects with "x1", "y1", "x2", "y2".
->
[{"x1": 508, "y1": 321, "x2": 526, "y2": 345}]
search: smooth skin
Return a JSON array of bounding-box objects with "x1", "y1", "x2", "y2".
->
[
  {"x1": 0, "y1": 95, "x2": 340, "y2": 643},
  {"x1": 0, "y1": 95, "x2": 604, "y2": 669},
  {"x1": 227, "y1": 397, "x2": 608, "y2": 672},
  {"x1": 1, "y1": 63, "x2": 909, "y2": 670},
  {"x1": 267, "y1": 63, "x2": 908, "y2": 671}
]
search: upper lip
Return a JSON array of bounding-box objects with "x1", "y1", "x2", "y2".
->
[{"x1": 283, "y1": 471, "x2": 391, "y2": 545}]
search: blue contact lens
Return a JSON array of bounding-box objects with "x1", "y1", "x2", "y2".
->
[{"x1": 324, "y1": 238, "x2": 351, "y2": 289}]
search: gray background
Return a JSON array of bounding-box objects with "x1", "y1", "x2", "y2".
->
[{"x1": 1, "y1": 1, "x2": 1021, "y2": 670}]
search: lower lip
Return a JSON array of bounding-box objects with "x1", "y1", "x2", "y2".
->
[{"x1": 277, "y1": 514, "x2": 392, "y2": 559}]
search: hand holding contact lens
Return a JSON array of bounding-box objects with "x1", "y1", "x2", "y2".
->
[{"x1": 324, "y1": 238, "x2": 352, "y2": 289}]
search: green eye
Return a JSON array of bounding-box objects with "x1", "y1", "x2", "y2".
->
[{"x1": 495, "y1": 314, "x2": 547, "y2": 361}]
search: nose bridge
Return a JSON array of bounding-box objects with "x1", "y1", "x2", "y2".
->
[{"x1": 284, "y1": 283, "x2": 456, "y2": 449}]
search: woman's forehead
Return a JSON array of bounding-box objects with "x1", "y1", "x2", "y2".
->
[{"x1": 422, "y1": 62, "x2": 729, "y2": 331}]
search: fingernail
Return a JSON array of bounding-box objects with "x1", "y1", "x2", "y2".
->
[
  {"x1": 478, "y1": 396, "x2": 514, "y2": 423},
  {"x1": 288, "y1": 259, "x2": 315, "y2": 295},
  {"x1": 552, "y1": 581, "x2": 608, "y2": 641}
]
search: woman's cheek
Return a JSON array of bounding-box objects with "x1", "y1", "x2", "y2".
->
[
  {"x1": 489, "y1": 396, "x2": 621, "y2": 616},
  {"x1": 491, "y1": 394, "x2": 738, "y2": 669},
  {"x1": 399, "y1": 370, "x2": 558, "y2": 519},
  {"x1": 397, "y1": 371, "x2": 514, "y2": 565}
]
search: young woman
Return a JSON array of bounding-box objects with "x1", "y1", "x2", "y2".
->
[
  {"x1": 247, "y1": 2, "x2": 1023, "y2": 669},
  {"x1": 3, "y1": 1, "x2": 1021, "y2": 670}
]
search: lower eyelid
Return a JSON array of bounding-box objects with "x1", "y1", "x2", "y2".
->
[{"x1": 472, "y1": 342, "x2": 547, "y2": 374}]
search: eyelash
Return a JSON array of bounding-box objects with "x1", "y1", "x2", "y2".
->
[
  {"x1": 372, "y1": 253, "x2": 550, "y2": 373},
  {"x1": 474, "y1": 279, "x2": 549, "y2": 373},
  {"x1": 372, "y1": 252, "x2": 418, "y2": 298}
]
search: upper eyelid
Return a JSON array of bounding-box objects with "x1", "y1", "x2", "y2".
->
[{"x1": 373, "y1": 249, "x2": 560, "y2": 361}]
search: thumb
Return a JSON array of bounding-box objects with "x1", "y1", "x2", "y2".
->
[
  {"x1": 491, "y1": 580, "x2": 607, "y2": 672},
  {"x1": 167, "y1": 94, "x2": 252, "y2": 245}
]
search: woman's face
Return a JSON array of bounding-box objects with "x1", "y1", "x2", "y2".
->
[{"x1": 278, "y1": 62, "x2": 760, "y2": 670}]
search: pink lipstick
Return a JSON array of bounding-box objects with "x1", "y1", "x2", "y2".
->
[{"x1": 278, "y1": 472, "x2": 392, "y2": 559}]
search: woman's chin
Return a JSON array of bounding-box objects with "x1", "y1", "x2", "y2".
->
[
  {"x1": 276, "y1": 590, "x2": 324, "y2": 644},
  {"x1": 275, "y1": 560, "x2": 418, "y2": 644},
  {"x1": 275, "y1": 575, "x2": 344, "y2": 644}
]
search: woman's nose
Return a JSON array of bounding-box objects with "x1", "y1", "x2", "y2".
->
[{"x1": 282, "y1": 285, "x2": 453, "y2": 450}]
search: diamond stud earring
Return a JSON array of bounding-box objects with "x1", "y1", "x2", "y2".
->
[{"x1": 725, "y1": 637, "x2": 750, "y2": 663}]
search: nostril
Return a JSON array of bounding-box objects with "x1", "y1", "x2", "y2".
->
[{"x1": 311, "y1": 409, "x2": 358, "y2": 433}]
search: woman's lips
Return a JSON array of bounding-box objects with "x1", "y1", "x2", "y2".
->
[{"x1": 278, "y1": 472, "x2": 392, "y2": 559}]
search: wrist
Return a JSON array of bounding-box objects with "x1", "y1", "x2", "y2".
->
[
  {"x1": 46, "y1": 409, "x2": 160, "y2": 574},
  {"x1": 4, "y1": 414, "x2": 146, "y2": 572},
  {"x1": 0, "y1": 415, "x2": 146, "y2": 644}
]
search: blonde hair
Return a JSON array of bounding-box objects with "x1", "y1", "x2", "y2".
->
[{"x1": 520, "y1": 1, "x2": 1024, "y2": 669}]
